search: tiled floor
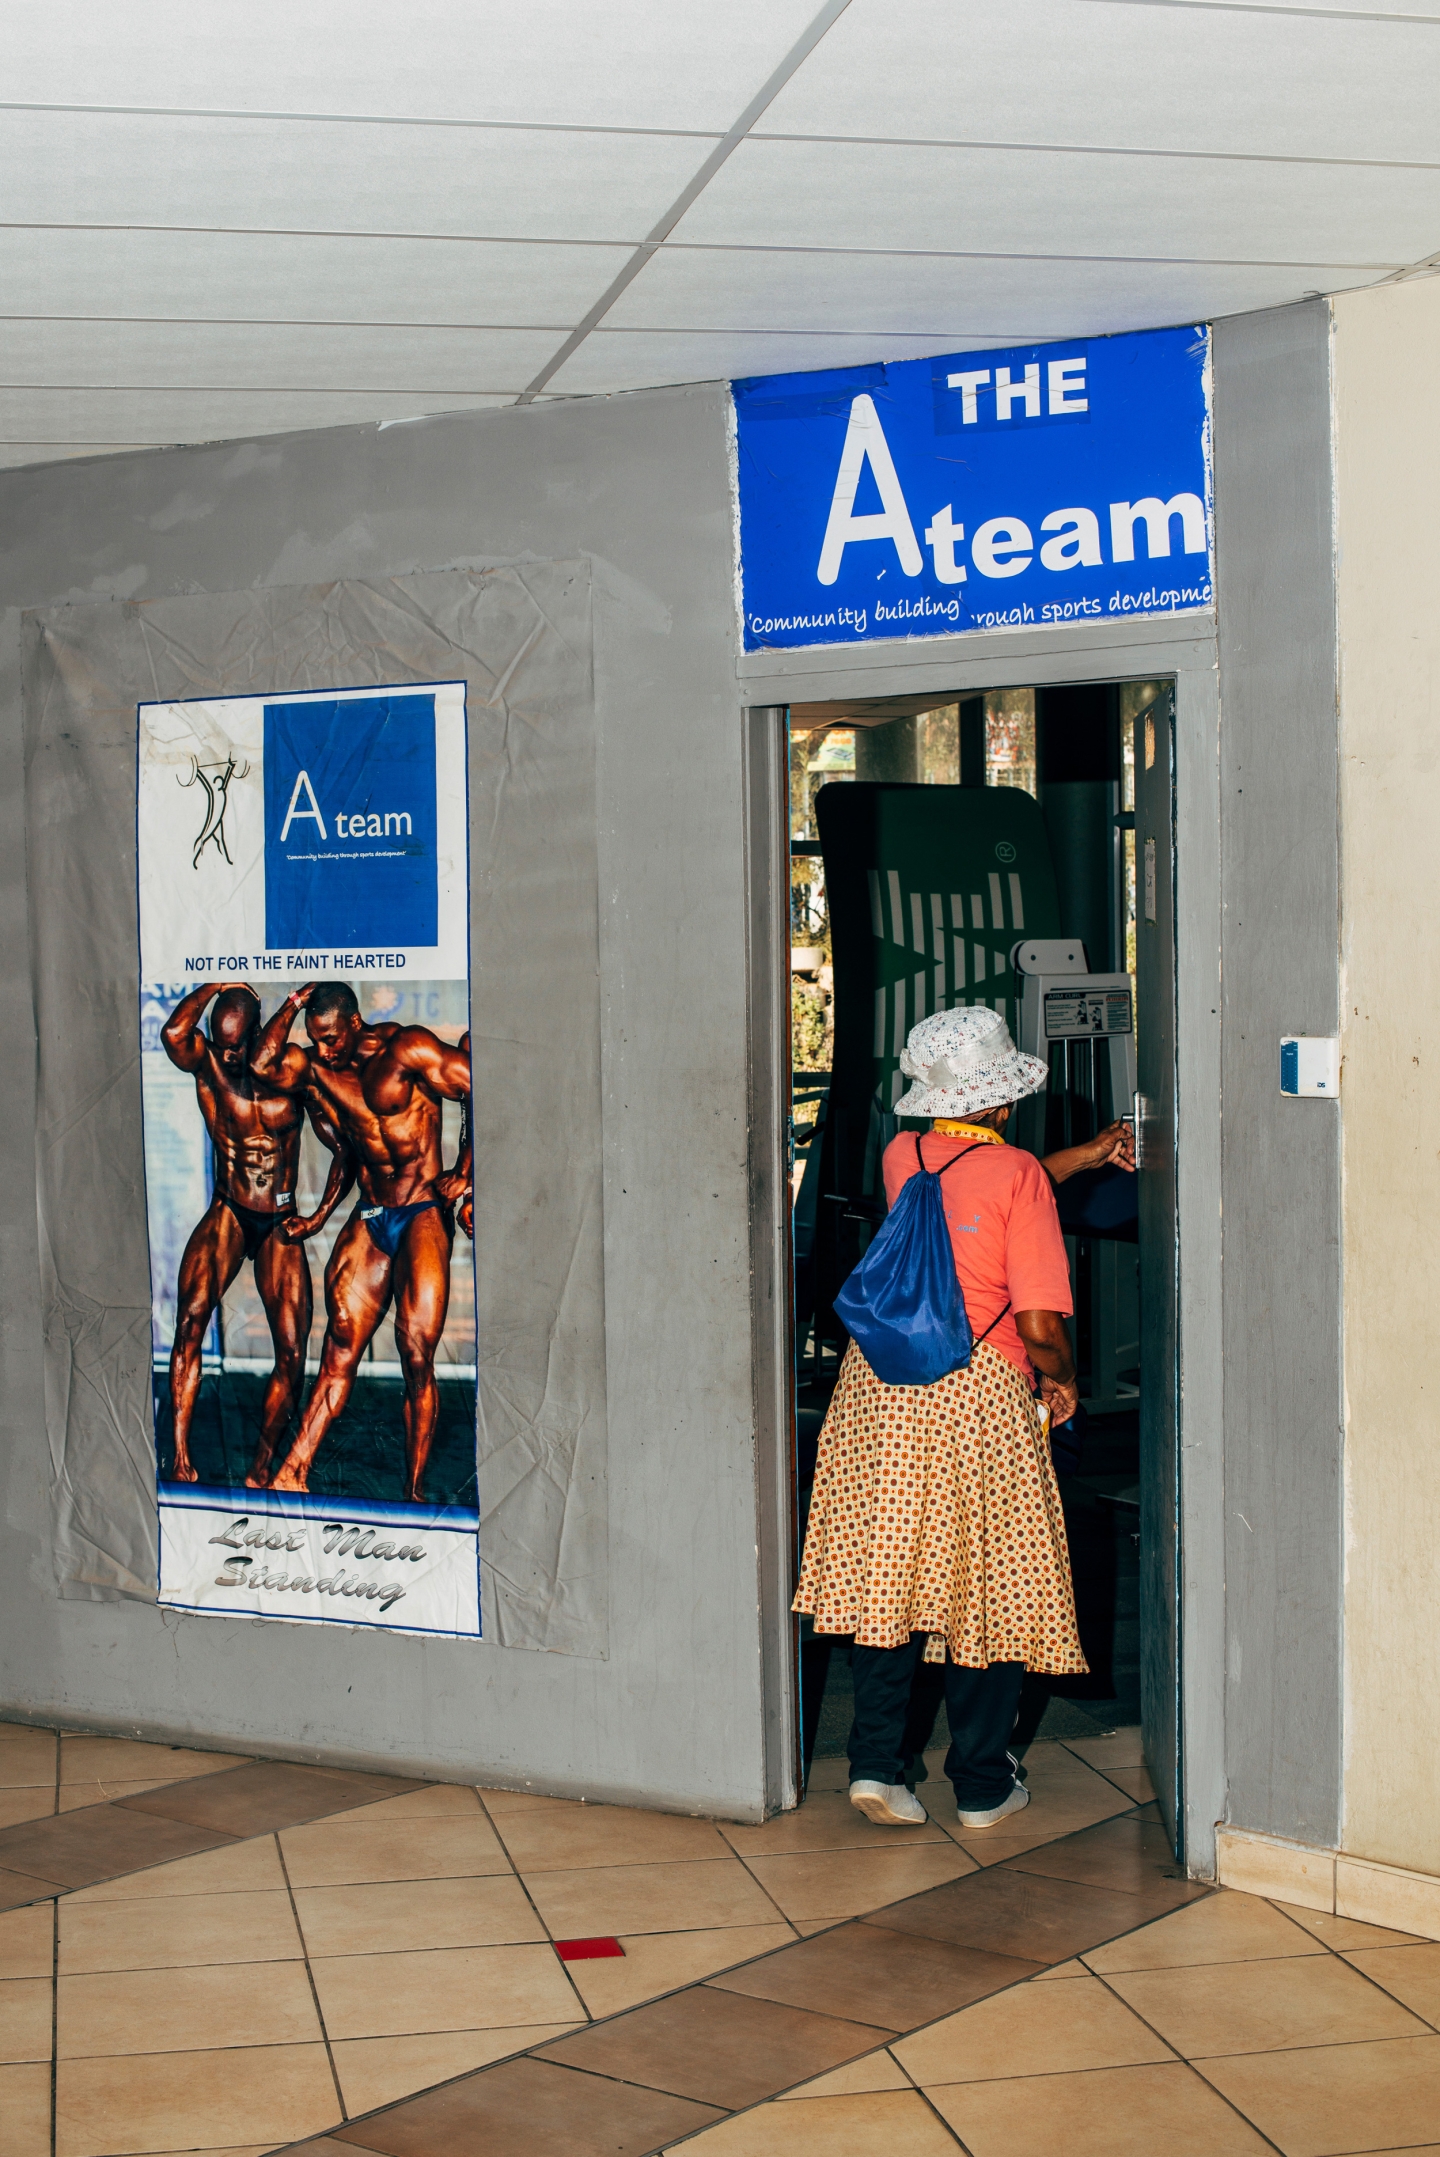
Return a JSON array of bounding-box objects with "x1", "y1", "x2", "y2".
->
[{"x1": 3, "y1": 1718, "x2": 1439, "y2": 2156}]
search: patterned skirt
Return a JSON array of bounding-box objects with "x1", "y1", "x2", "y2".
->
[{"x1": 793, "y1": 1339, "x2": 1088, "y2": 1674}]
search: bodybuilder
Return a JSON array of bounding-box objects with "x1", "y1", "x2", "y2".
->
[
  {"x1": 160, "y1": 982, "x2": 354, "y2": 1486},
  {"x1": 252, "y1": 982, "x2": 472, "y2": 1501}
]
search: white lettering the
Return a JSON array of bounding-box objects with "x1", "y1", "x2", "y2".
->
[
  {"x1": 816, "y1": 395, "x2": 922, "y2": 585},
  {"x1": 1109, "y1": 494, "x2": 1206, "y2": 562},
  {"x1": 1048, "y1": 358, "x2": 1089, "y2": 413},
  {"x1": 994, "y1": 364, "x2": 1040, "y2": 421},
  {"x1": 946, "y1": 370, "x2": 991, "y2": 424}
]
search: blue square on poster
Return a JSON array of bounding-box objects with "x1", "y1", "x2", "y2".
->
[{"x1": 263, "y1": 694, "x2": 438, "y2": 949}]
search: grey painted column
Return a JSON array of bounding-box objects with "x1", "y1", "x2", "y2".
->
[{"x1": 1212, "y1": 302, "x2": 1343, "y2": 1846}]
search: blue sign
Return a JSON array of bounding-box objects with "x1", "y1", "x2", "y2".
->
[
  {"x1": 733, "y1": 324, "x2": 1210, "y2": 652},
  {"x1": 263, "y1": 693, "x2": 438, "y2": 949}
]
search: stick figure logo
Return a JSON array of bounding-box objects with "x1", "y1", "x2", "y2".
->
[{"x1": 179, "y1": 753, "x2": 249, "y2": 870}]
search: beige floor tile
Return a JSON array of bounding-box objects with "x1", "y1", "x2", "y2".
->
[
  {"x1": 59, "y1": 1738, "x2": 246, "y2": 1786},
  {"x1": 936, "y1": 1796, "x2": 1132, "y2": 1861},
  {"x1": 664, "y1": 2089, "x2": 962, "y2": 2154},
  {"x1": 1273, "y1": 1901, "x2": 1421, "y2": 1951},
  {"x1": 0, "y1": 1904, "x2": 55, "y2": 1980},
  {"x1": 295, "y1": 1874, "x2": 543, "y2": 1957},
  {"x1": 896, "y1": 1974, "x2": 1173, "y2": 2087},
  {"x1": 494, "y1": 1801, "x2": 732, "y2": 1872},
  {"x1": 0, "y1": 2060, "x2": 51, "y2": 2157},
  {"x1": 1058, "y1": 1727, "x2": 1147, "y2": 1772},
  {"x1": 59, "y1": 1958, "x2": 322, "y2": 2058},
  {"x1": 1199, "y1": 2034, "x2": 1440, "y2": 2157},
  {"x1": 60, "y1": 1890, "x2": 302, "y2": 1974},
  {"x1": 0, "y1": 1725, "x2": 58, "y2": 1789},
  {"x1": 523, "y1": 1856, "x2": 782, "y2": 1939},
  {"x1": 802, "y1": 1758, "x2": 851, "y2": 1794},
  {"x1": 933, "y1": 2059, "x2": 1271, "y2": 2155},
  {"x1": 331, "y1": 2023, "x2": 582, "y2": 2113},
  {"x1": 0, "y1": 1976, "x2": 53, "y2": 2062},
  {"x1": 777, "y1": 2050, "x2": 910, "y2": 2099},
  {"x1": 65, "y1": 1840, "x2": 287, "y2": 1905},
  {"x1": 58, "y1": 1780, "x2": 182, "y2": 1814},
  {"x1": 1020, "y1": 1747, "x2": 1139, "y2": 1799},
  {"x1": 562, "y1": 1923, "x2": 795, "y2": 2016},
  {"x1": 1034, "y1": 1957, "x2": 1088, "y2": 1979},
  {"x1": 0, "y1": 1790, "x2": 56, "y2": 1828},
  {"x1": 476, "y1": 1788, "x2": 575, "y2": 1816},
  {"x1": 56, "y1": 2041, "x2": 338, "y2": 2157},
  {"x1": 309, "y1": 1942, "x2": 582, "y2": 2040},
  {"x1": 1106, "y1": 1953, "x2": 1427, "y2": 2058},
  {"x1": 123, "y1": 2149, "x2": 278, "y2": 2157},
  {"x1": 1084, "y1": 1890, "x2": 1325, "y2": 1972},
  {"x1": 1100, "y1": 1766, "x2": 1157, "y2": 1803},
  {"x1": 279, "y1": 1814, "x2": 509, "y2": 1888},
  {"x1": 329, "y1": 1783, "x2": 483, "y2": 1822},
  {"x1": 743, "y1": 1841, "x2": 976, "y2": 1924},
  {"x1": 1344, "y1": 1942, "x2": 1440, "y2": 2024},
  {"x1": 721, "y1": 1791, "x2": 949, "y2": 1859}
]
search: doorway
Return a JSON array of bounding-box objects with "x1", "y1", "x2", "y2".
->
[{"x1": 784, "y1": 679, "x2": 1183, "y2": 1847}]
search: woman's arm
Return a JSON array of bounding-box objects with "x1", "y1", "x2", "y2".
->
[
  {"x1": 1015, "y1": 1309, "x2": 1079, "y2": 1427},
  {"x1": 1042, "y1": 1118, "x2": 1135, "y2": 1186}
]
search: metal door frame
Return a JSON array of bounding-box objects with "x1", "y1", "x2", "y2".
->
[{"x1": 742, "y1": 611, "x2": 1225, "y2": 1876}]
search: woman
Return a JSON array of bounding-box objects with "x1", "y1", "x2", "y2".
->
[{"x1": 793, "y1": 1004, "x2": 1108, "y2": 1831}]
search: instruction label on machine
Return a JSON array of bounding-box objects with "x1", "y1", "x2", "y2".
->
[{"x1": 1045, "y1": 988, "x2": 1134, "y2": 1039}]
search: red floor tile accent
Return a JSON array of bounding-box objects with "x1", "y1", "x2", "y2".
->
[{"x1": 555, "y1": 1936, "x2": 625, "y2": 1961}]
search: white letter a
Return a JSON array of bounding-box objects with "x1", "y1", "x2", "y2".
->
[
  {"x1": 279, "y1": 768, "x2": 327, "y2": 842},
  {"x1": 816, "y1": 394, "x2": 923, "y2": 586}
]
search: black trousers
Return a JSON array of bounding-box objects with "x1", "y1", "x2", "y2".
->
[{"x1": 848, "y1": 1634, "x2": 1024, "y2": 1809}]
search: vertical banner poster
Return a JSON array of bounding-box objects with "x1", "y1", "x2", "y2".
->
[{"x1": 137, "y1": 682, "x2": 480, "y2": 1637}]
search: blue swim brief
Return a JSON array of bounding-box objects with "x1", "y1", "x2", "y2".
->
[{"x1": 359, "y1": 1198, "x2": 438, "y2": 1258}]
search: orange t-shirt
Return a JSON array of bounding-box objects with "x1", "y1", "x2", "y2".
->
[{"x1": 881, "y1": 1128, "x2": 1073, "y2": 1380}]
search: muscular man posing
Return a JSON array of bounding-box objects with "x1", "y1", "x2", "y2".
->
[
  {"x1": 160, "y1": 983, "x2": 354, "y2": 1486},
  {"x1": 252, "y1": 983, "x2": 472, "y2": 1500}
]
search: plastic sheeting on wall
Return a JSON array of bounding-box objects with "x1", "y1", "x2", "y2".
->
[{"x1": 22, "y1": 565, "x2": 608, "y2": 1656}]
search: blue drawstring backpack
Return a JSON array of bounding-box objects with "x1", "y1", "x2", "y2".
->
[{"x1": 833, "y1": 1138, "x2": 1008, "y2": 1387}]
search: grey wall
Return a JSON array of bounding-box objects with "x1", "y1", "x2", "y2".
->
[
  {"x1": 0, "y1": 386, "x2": 787, "y2": 1818},
  {"x1": 1212, "y1": 302, "x2": 1344, "y2": 1846}
]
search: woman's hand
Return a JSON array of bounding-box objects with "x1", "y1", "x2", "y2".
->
[
  {"x1": 1042, "y1": 1118, "x2": 1135, "y2": 1185},
  {"x1": 1015, "y1": 1309, "x2": 1078, "y2": 1427},
  {"x1": 1040, "y1": 1372, "x2": 1080, "y2": 1427}
]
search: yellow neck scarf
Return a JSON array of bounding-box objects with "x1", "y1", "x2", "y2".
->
[{"x1": 931, "y1": 1118, "x2": 1005, "y2": 1145}]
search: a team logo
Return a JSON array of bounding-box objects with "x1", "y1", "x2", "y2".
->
[{"x1": 180, "y1": 753, "x2": 249, "y2": 871}]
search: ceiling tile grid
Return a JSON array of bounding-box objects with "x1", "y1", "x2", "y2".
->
[{"x1": 1, "y1": 0, "x2": 1436, "y2": 467}]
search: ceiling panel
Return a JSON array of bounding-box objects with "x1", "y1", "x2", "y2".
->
[
  {"x1": 0, "y1": 442, "x2": 150, "y2": 469},
  {"x1": 2, "y1": 0, "x2": 822, "y2": 130},
  {"x1": 0, "y1": 229, "x2": 628, "y2": 328},
  {"x1": 0, "y1": 320, "x2": 560, "y2": 392},
  {"x1": 543, "y1": 328, "x2": 988, "y2": 396},
  {"x1": 761, "y1": 0, "x2": 1440, "y2": 164},
  {"x1": 0, "y1": 387, "x2": 510, "y2": 447},
  {"x1": 0, "y1": 110, "x2": 705, "y2": 243},
  {"x1": 671, "y1": 138, "x2": 1440, "y2": 266},
  {"x1": 607, "y1": 245, "x2": 1391, "y2": 339}
]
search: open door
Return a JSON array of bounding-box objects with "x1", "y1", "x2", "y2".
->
[{"x1": 1133, "y1": 688, "x2": 1181, "y2": 1850}]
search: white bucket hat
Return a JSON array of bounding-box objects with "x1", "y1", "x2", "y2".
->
[{"x1": 894, "y1": 1006, "x2": 1049, "y2": 1119}]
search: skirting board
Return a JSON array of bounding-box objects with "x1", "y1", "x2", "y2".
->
[{"x1": 1217, "y1": 1826, "x2": 1440, "y2": 1942}]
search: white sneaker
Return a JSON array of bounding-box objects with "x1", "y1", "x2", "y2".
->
[
  {"x1": 849, "y1": 1780, "x2": 928, "y2": 1826},
  {"x1": 957, "y1": 1781, "x2": 1030, "y2": 1829}
]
